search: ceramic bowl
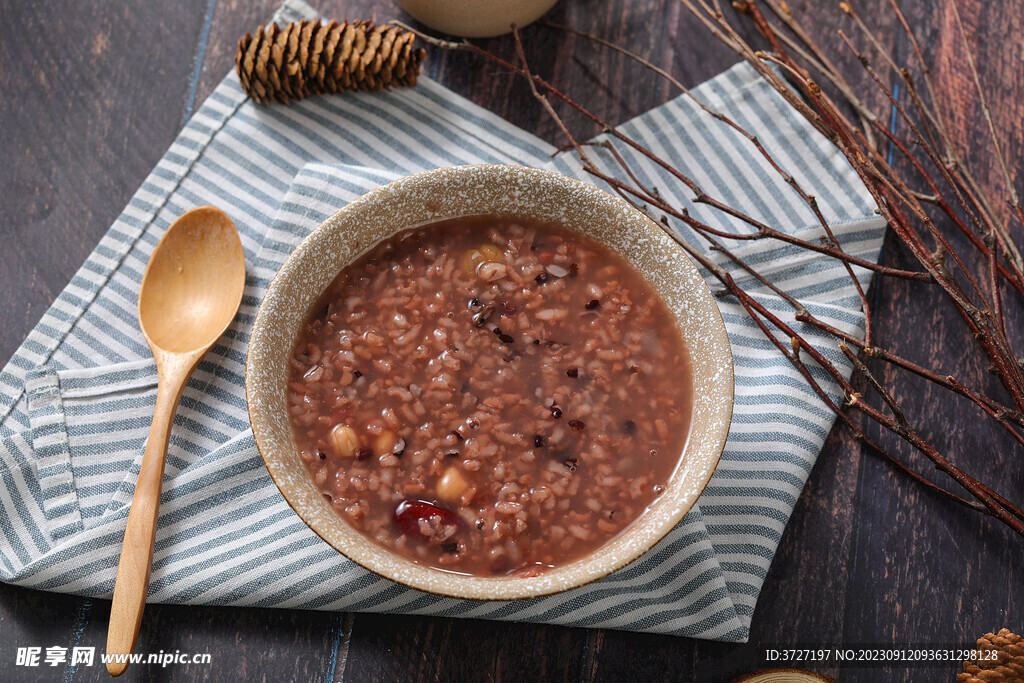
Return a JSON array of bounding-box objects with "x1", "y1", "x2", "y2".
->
[{"x1": 246, "y1": 164, "x2": 733, "y2": 600}]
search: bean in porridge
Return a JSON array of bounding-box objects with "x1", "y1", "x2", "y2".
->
[{"x1": 288, "y1": 215, "x2": 692, "y2": 577}]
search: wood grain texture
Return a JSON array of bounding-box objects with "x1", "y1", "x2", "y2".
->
[
  {"x1": 1, "y1": 0, "x2": 1021, "y2": 681},
  {"x1": 833, "y1": 2, "x2": 1024, "y2": 681},
  {"x1": 0, "y1": 0, "x2": 210, "y2": 364},
  {"x1": 342, "y1": 614, "x2": 587, "y2": 682}
]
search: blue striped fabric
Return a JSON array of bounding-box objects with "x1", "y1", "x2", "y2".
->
[{"x1": 0, "y1": 0, "x2": 885, "y2": 641}]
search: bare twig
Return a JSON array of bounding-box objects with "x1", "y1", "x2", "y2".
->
[{"x1": 394, "y1": 0, "x2": 1024, "y2": 538}]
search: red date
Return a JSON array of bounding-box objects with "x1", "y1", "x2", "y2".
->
[{"x1": 393, "y1": 499, "x2": 459, "y2": 536}]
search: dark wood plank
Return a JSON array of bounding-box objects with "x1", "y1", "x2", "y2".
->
[
  {"x1": 0, "y1": 588, "x2": 344, "y2": 683},
  {"x1": 835, "y1": 0, "x2": 1024, "y2": 680},
  {"x1": 342, "y1": 614, "x2": 586, "y2": 682},
  {"x1": 75, "y1": 601, "x2": 342, "y2": 682},
  {"x1": 3, "y1": 0, "x2": 1023, "y2": 681},
  {"x1": 0, "y1": 1, "x2": 345, "y2": 682},
  {"x1": 0, "y1": 0, "x2": 209, "y2": 365}
]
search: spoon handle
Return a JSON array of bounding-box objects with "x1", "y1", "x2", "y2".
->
[{"x1": 105, "y1": 356, "x2": 194, "y2": 676}]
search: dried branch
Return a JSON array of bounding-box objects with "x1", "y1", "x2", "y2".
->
[
  {"x1": 391, "y1": 0, "x2": 1024, "y2": 538},
  {"x1": 949, "y1": 0, "x2": 1024, "y2": 251}
]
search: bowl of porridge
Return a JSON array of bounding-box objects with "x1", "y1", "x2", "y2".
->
[{"x1": 246, "y1": 164, "x2": 733, "y2": 599}]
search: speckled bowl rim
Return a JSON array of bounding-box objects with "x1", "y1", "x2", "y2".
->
[{"x1": 246, "y1": 164, "x2": 734, "y2": 601}]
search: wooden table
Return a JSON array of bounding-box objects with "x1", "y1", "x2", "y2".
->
[{"x1": 2, "y1": 1, "x2": 1021, "y2": 681}]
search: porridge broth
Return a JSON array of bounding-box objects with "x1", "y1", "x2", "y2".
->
[{"x1": 287, "y1": 215, "x2": 692, "y2": 577}]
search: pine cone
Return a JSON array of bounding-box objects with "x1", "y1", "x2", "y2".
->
[
  {"x1": 959, "y1": 629, "x2": 1024, "y2": 683},
  {"x1": 236, "y1": 20, "x2": 426, "y2": 105}
]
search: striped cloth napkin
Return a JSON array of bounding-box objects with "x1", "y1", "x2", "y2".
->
[{"x1": 0, "y1": 0, "x2": 885, "y2": 641}]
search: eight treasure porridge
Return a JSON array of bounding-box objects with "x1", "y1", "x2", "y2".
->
[{"x1": 287, "y1": 215, "x2": 692, "y2": 577}]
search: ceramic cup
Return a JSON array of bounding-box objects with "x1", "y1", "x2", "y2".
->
[{"x1": 394, "y1": 0, "x2": 560, "y2": 38}]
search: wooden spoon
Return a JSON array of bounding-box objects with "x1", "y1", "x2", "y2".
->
[{"x1": 105, "y1": 206, "x2": 246, "y2": 676}]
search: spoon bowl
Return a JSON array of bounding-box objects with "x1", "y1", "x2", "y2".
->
[
  {"x1": 106, "y1": 206, "x2": 245, "y2": 676},
  {"x1": 139, "y1": 207, "x2": 246, "y2": 352}
]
